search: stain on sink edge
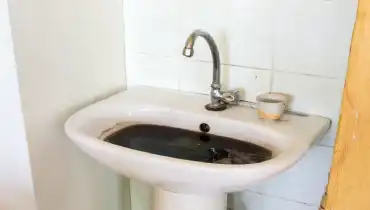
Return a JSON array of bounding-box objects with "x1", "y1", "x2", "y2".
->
[
  {"x1": 99, "y1": 121, "x2": 140, "y2": 139},
  {"x1": 100, "y1": 123, "x2": 273, "y2": 165}
]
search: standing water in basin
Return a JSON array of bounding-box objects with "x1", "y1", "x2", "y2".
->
[{"x1": 104, "y1": 124, "x2": 272, "y2": 164}]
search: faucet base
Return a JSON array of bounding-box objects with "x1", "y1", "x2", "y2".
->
[{"x1": 205, "y1": 103, "x2": 227, "y2": 111}]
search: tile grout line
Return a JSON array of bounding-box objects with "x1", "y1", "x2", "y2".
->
[
  {"x1": 135, "y1": 52, "x2": 345, "y2": 81},
  {"x1": 274, "y1": 70, "x2": 344, "y2": 80},
  {"x1": 316, "y1": 143, "x2": 335, "y2": 148},
  {"x1": 244, "y1": 189, "x2": 318, "y2": 207},
  {"x1": 269, "y1": 70, "x2": 275, "y2": 92}
]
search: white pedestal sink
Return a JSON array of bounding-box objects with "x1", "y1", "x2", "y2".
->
[{"x1": 65, "y1": 86, "x2": 330, "y2": 210}]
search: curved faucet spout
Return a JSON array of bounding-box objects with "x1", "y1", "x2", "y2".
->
[
  {"x1": 182, "y1": 30, "x2": 239, "y2": 111},
  {"x1": 182, "y1": 30, "x2": 221, "y2": 88}
]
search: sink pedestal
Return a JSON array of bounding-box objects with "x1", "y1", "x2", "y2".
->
[{"x1": 153, "y1": 188, "x2": 226, "y2": 210}]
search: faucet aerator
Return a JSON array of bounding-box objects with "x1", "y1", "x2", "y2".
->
[{"x1": 182, "y1": 48, "x2": 194, "y2": 57}]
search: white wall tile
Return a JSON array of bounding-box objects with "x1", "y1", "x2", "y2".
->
[
  {"x1": 272, "y1": 72, "x2": 344, "y2": 146},
  {"x1": 247, "y1": 146, "x2": 333, "y2": 205},
  {"x1": 273, "y1": 0, "x2": 357, "y2": 78},
  {"x1": 224, "y1": 66, "x2": 271, "y2": 102},
  {"x1": 126, "y1": 53, "x2": 179, "y2": 90},
  {"x1": 178, "y1": 60, "x2": 213, "y2": 94},
  {"x1": 124, "y1": 0, "x2": 186, "y2": 57},
  {"x1": 231, "y1": 192, "x2": 319, "y2": 210},
  {"x1": 263, "y1": 197, "x2": 318, "y2": 210},
  {"x1": 178, "y1": 61, "x2": 272, "y2": 101},
  {"x1": 124, "y1": 0, "x2": 228, "y2": 59},
  {"x1": 225, "y1": 0, "x2": 273, "y2": 69},
  {"x1": 124, "y1": 0, "x2": 274, "y2": 69}
]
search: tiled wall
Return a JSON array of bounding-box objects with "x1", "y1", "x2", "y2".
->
[{"x1": 123, "y1": 0, "x2": 357, "y2": 209}]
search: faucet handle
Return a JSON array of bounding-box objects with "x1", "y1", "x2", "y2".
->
[{"x1": 221, "y1": 90, "x2": 240, "y2": 105}]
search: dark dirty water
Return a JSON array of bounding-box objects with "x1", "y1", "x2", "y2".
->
[{"x1": 104, "y1": 124, "x2": 273, "y2": 165}]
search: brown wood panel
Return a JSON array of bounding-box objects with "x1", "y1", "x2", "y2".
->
[{"x1": 325, "y1": 1, "x2": 370, "y2": 209}]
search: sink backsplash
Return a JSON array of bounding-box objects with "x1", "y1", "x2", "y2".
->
[{"x1": 123, "y1": 0, "x2": 357, "y2": 209}]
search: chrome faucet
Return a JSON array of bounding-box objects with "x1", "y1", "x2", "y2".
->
[{"x1": 182, "y1": 30, "x2": 240, "y2": 111}]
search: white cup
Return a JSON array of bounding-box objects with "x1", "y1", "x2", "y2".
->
[{"x1": 256, "y1": 92, "x2": 289, "y2": 120}]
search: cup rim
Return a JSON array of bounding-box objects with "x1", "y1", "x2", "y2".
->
[{"x1": 256, "y1": 92, "x2": 289, "y2": 103}]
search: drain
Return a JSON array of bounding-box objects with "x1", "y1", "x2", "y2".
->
[{"x1": 199, "y1": 134, "x2": 210, "y2": 142}]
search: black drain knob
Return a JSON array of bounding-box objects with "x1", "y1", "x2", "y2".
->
[{"x1": 199, "y1": 123, "x2": 210, "y2": 133}]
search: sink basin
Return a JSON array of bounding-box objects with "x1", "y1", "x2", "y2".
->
[
  {"x1": 65, "y1": 86, "x2": 330, "y2": 210},
  {"x1": 105, "y1": 124, "x2": 273, "y2": 164}
]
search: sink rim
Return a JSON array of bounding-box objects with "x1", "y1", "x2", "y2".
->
[
  {"x1": 65, "y1": 104, "x2": 305, "y2": 167},
  {"x1": 64, "y1": 86, "x2": 331, "y2": 192}
]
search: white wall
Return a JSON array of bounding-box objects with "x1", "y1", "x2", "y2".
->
[
  {"x1": 124, "y1": 0, "x2": 357, "y2": 210},
  {"x1": 0, "y1": 0, "x2": 37, "y2": 209},
  {"x1": 7, "y1": 0, "x2": 129, "y2": 210}
]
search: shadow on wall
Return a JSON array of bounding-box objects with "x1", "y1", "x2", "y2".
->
[
  {"x1": 228, "y1": 193, "x2": 245, "y2": 210},
  {"x1": 61, "y1": 88, "x2": 123, "y2": 119},
  {"x1": 0, "y1": 191, "x2": 38, "y2": 210},
  {"x1": 55, "y1": 88, "x2": 130, "y2": 210},
  {"x1": 22, "y1": 87, "x2": 129, "y2": 210}
]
